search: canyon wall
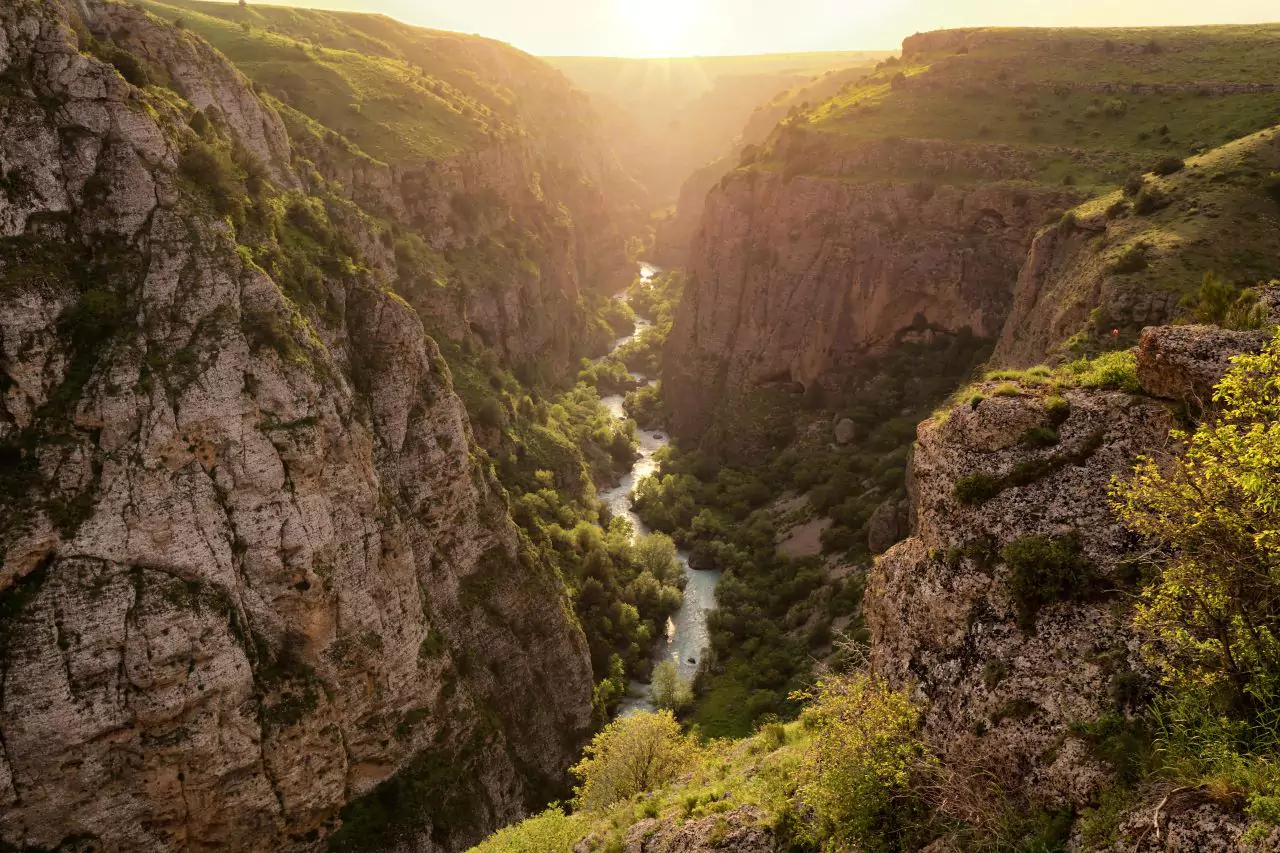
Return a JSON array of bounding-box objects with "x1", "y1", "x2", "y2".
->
[
  {"x1": 664, "y1": 167, "x2": 1075, "y2": 447},
  {"x1": 0, "y1": 1, "x2": 598, "y2": 850}
]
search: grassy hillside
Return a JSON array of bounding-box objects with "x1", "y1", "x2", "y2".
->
[
  {"x1": 752, "y1": 25, "x2": 1280, "y2": 190},
  {"x1": 141, "y1": 0, "x2": 600, "y2": 162}
]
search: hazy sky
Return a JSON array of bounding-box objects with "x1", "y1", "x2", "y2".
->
[{"x1": 239, "y1": 0, "x2": 1280, "y2": 56}]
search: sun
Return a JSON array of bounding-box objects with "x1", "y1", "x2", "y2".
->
[{"x1": 615, "y1": 0, "x2": 697, "y2": 57}]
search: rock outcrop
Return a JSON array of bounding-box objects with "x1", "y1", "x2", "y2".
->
[
  {"x1": 1135, "y1": 322, "x2": 1271, "y2": 404},
  {"x1": 0, "y1": 2, "x2": 594, "y2": 850},
  {"x1": 865, "y1": 380, "x2": 1172, "y2": 807}
]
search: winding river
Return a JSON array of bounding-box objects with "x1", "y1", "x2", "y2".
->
[{"x1": 597, "y1": 263, "x2": 722, "y2": 713}]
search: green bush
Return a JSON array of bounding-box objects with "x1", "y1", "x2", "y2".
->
[
  {"x1": 954, "y1": 472, "x2": 1002, "y2": 506},
  {"x1": 1151, "y1": 156, "x2": 1185, "y2": 176},
  {"x1": 797, "y1": 672, "x2": 933, "y2": 852},
  {"x1": 1001, "y1": 533, "x2": 1093, "y2": 629},
  {"x1": 1109, "y1": 243, "x2": 1148, "y2": 274},
  {"x1": 572, "y1": 711, "x2": 698, "y2": 810}
]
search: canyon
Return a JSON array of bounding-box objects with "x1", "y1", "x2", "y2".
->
[{"x1": 2, "y1": 2, "x2": 1280, "y2": 852}]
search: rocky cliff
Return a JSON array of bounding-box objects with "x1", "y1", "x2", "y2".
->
[
  {"x1": 664, "y1": 25, "x2": 1280, "y2": 453},
  {"x1": 663, "y1": 168, "x2": 1075, "y2": 449},
  {"x1": 140, "y1": 0, "x2": 644, "y2": 375},
  {"x1": 0, "y1": 1, "x2": 595, "y2": 850}
]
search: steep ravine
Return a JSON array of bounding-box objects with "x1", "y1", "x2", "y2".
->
[{"x1": 0, "y1": 2, "x2": 607, "y2": 850}]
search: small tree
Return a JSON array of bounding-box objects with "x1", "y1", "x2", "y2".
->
[
  {"x1": 1112, "y1": 328, "x2": 1280, "y2": 704},
  {"x1": 651, "y1": 661, "x2": 693, "y2": 712},
  {"x1": 795, "y1": 672, "x2": 931, "y2": 852},
  {"x1": 571, "y1": 710, "x2": 696, "y2": 810}
]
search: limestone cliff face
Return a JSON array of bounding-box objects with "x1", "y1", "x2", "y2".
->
[
  {"x1": 865, "y1": 384, "x2": 1171, "y2": 808},
  {"x1": 290, "y1": 123, "x2": 635, "y2": 370},
  {"x1": 0, "y1": 2, "x2": 593, "y2": 851},
  {"x1": 663, "y1": 168, "x2": 1075, "y2": 445}
]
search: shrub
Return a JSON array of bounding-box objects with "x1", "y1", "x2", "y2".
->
[
  {"x1": 1132, "y1": 184, "x2": 1169, "y2": 215},
  {"x1": 1110, "y1": 243, "x2": 1148, "y2": 274},
  {"x1": 796, "y1": 672, "x2": 932, "y2": 852},
  {"x1": 954, "y1": 472, "x2": 1002, "y2": 506},
  {"x1": 1152, "y1": 156, "x2": 1185, "y2": 176},
  {"x1": 1065, "y1": 350, "x2": 1140, "y2": 393},
  {"x1": 468, "y1": 806, "x2": 585, "y2": 853},
  {"x1": 1001, "y1": 533, "x2": 1093, "y2": 629},
  {"x1": 1123, "y1": 174, "x2": 1144, "y2": 197},
  {"x1": 571, "y1": 711, "x2": 697, "y2": 809},
  {"x1": 1113, "y1": 328, "x2": 1280, "y2": 699}
]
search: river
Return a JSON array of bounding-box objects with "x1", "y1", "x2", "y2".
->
[{"x1": 597, "y1": 262, "x2": 722, "y2": 714}]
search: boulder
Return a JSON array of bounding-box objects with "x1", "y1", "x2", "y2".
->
[
  {"x1": 867, "y1": 497, "x2": 910, "y2": 555},
  {"x1": 1136, "y1": 324, "x2": 1269, "y2": 404},
  {"x1": 834, "y1": 417, "x2": 857, "y2": 445}
]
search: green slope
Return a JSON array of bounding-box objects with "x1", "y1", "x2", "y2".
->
[
  {"x1": 141, "y1": 0, "x2": 599, "y2": 162},
  {"x1": 754, "y1": 25, "x2": 1280, "y2": 189}
]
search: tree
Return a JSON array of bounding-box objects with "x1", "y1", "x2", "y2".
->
[
  {"x1": 795, "y1": 672, "x2": 930, "y2": 852},
  {"x1": 1112, "y1": 327, "x2": 1280, "y2": 704},
  {"x1": 634, "y1": 532, "x2": 679, "y2": 583},
  {"x1": 650, "y1": 660, "x2": 693, "y2": 712},
  {"x1": 571, "y1": 710, "x2": 696, "y2": 810}
]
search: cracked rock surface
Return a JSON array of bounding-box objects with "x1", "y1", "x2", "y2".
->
[{"x1": 0, "y1": 2, "x2": 593, "y2": 850}]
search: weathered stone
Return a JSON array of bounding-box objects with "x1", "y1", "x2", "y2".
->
[
  {"x1": 0, "y1": 3, "x2": 596, "y2": 850},
  {"x1": 834, "y1": 417, "x2": 857, "y2": 445},
  {"x1": 866, "y1": 497, "x2": 909, "y2": 555},
  {"x1": 865, "y1": 382, "x2": 1173, "y2": 809},
  {"x1": 1136, "y1": 324, "x2": 1269, "y2": 404},
  {"x1": 619, "y1": 806, "x2": 778, "y2": 853},
  {"x1": 664, "y1": 170, "x2": 1079, "y2": 452}
]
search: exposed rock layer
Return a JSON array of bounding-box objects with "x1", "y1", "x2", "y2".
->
[{"x1": 0, "y1": 2, "x2": 595, "y2": 850}]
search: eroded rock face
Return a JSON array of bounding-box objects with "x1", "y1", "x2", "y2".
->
[
  {"x1": 865, "y1": 382, "x2": 1172, "y2": 808},
  {"x1": 0, "y1": 3, "x2": 593, "y2": 850},
  {"x1": 663, "y1": 169, "x2": 1076, "y2": 450},
  {"x1": 1135, "y1": 324, "x2": 1270, "y2": 404}
]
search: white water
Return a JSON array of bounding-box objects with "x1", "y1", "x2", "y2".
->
[{"x1": 597, "y1": 262, "x2": 722, "y2": 714}]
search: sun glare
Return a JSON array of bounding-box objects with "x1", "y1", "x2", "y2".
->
[{"x1": 615, "y1": 0, "x2": 697, "y2": 57}]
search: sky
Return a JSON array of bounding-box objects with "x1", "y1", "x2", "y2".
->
[{"x1": 234, "y1": 0, "x2": 1280, "y2": 56}]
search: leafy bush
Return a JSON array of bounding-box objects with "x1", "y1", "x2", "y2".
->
[
  {"x1": 1113, "y1": 328, "x2": 1280, "y2": 699},
  {"x1": 1001, "y1": 533, "x2": 1093, "y2": 629},
  {"x1": 1109, "y1": 243, "x2": 1148, "y2": 274},
  {"x1": 796, "y1": 672, "x2": 932, "y2": 852},
  {"x1": 1064, "y1": 350, "x2": 1140, "y2": 393},
  {"x1": 1132, "y1": 184, "x2": 1169, "y2": 215},
  {"x1": 954, "y1": 472, "x2": 1002, "y2": 505},
  {"x1": 1151, "y1": 156, "x2": 1185, "y2": 176},
  {"x1": 572, "y1": 711, "x2": 698, "y2": 810},
  {"x1": 469, "y1": 806, "x2": 585, "y2": 853}
]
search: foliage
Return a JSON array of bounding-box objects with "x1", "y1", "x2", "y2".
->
[
  {"x1": 795, "y1": 672, "x2": 933, "y2": 852},
  {"x1": 1001, "y1": 533, "x2": 1094, "y2": 630},
  {"x1": 1112, "y1": 327, "x2": 1280, "y2": 699},
  {"x1": 571, "y1": 711, "x2": 699, "y2": 810},
  {"x1": 651, "y1": 660, "x2": 694, "y2": 713},
  {"x1": 468, "y1": 807, "x2": 585, "y2": 853},
  {"x1": 1183, "y1": 272, "x2": 1270, "y2": 330}
]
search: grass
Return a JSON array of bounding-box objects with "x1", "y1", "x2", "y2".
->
[
  {"x1": 139, "y1": 0, "x2": 595, "y2": 163},
  {"x1": 748, "y1": 25, "x2": 1280, "y2": 190}
]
